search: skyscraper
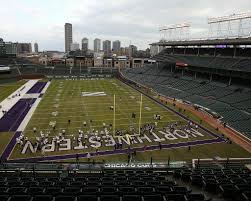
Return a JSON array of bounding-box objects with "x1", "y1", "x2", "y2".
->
[
  {"x1": 112, "y1": 40, "x2": 121, "y2": 53},
  {"x1": 94, "y1": 38, "x2": 101, "y2": 52},
  {"x1": 81, "y1": 38, "x2": 88, "y2": 52},
  {"x1": 129, "y1": 45, "x2": 138, "y2": 57},
  {"x1": 34, "y1": 43, "x2": 38, "y2": 53},
  {"x1": 64, "y1": 23, "x2": 73, "y2": 53},
  {"x1": 0, "y1": 38, "x2": 6, "y2": 56},
  {"x1": 17, "y1": 43, "x2": 32, "y2": 54},
  {"x1": 103, "y1": 40, "x2": 111, "y2": 55}
]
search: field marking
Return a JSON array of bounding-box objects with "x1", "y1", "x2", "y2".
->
[
  {"x1": 32, "y1": 110, "x2": 177, "y2": 117},
  {"x1": 24, "y1": 118, "x2": 180, "y2": 129},
  {"x1": 0, "y1": 80, "x2": 38, "y2": 119},
  {"x1": 100, "y1": 83, "x2": 138, "y2": 130},
  {"x1": 12, "y1": 79, "x2": 223, "y2": 162},
  {"x1": 31, "y1": 105, "x2": 164, "y2": 112},
  {"x1": 17, "y1": 98, "x2": 43, "y2": 132},
  {"x1": 9, "y1": 137, "x2": 225, "y2": 162},
  {"x1": 28, "y1": 113, "x2": 179, "y2": 120},
  {"x1": 80, "y1": 93, "x2": 93, "y2": 130}
]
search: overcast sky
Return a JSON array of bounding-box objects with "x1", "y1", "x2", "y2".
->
[{"x1": 1, "y1": 0, "x2": 250, "y2": 51}]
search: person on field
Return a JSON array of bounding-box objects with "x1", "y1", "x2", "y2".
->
[{"x1": 87, "y1": 152, "x2": 91, "y2": 162}]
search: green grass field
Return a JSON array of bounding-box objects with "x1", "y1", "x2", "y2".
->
[
  {"x1": 8, "y1": 79, "x2": 251, "y2": 162},
  {"x1": 0, "y1": 80, "x2": 26, "y2": 102}
]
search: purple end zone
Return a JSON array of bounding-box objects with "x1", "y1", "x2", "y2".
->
[
  {"x1": 0, "y1": 98, "x2": 36, "y2": 132},
  {"x1": 27, "y1": 82, "x2": 47, "y2": 94}
]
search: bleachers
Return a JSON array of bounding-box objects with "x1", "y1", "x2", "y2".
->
[{"x1": 122, "y1": 63, "x2": 251, "y2": 138}]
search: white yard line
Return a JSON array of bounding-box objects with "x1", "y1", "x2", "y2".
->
[
  {"x1": 24, "y1": 120, "x2": 180, "y2": 133},
  {"x1": 17, "y1": 98, "x2": 42, "y2": 132},
  {"x1": 30, "y1": 113, "x2": 178, "y2": 119},
  {"x1": 22, "y1": 94, "x2": 40, "y2": 99},
  {"x1": 41, "y1": 81, "x2": 51, "y2": 94},
  {"x1": 0, "y1": 79, "x2": 39, "y2": 119},
  {"x1": 24, "y1": 118, "x2": 179, "y2": 127},
  {"x1": 17, "y1": 81, "x2": 51, "y2": 132}
]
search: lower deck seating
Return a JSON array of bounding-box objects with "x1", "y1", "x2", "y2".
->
[
  {"x1": 175, "y1": 166, "x2": 251, "y2": 201},
  {"x1": 0, "y1": 169, "x2": 210, "y2": 201},
  {"x1": 0, "y1": 165, "x2": 250, "y2": 201}
]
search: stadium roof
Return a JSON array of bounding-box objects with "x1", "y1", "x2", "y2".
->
[{"x1": 151, "y1": 37, "x2": 251, "y2": 46}]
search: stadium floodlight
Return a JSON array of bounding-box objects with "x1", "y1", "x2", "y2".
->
[
  {"x1": 159, "y1": 23, "x2": 191, "y2": 31},
  {"x1": 208, "y1": 11, "x2": 251, "y2": 39},
  {"x1": 208, "y1": 11, "x2": 251, "y2": 24},
  {"x1": 159, "y1": 23, "x2": 191, "y2": 41}
]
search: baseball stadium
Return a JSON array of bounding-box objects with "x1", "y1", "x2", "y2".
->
[{"x1": 1, "y1": 11, "x2": 251, "y2": 201}]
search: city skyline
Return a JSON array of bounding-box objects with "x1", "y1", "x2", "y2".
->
[{"x1": 1, "y1": 0, "x2": 251, "y2": 51}]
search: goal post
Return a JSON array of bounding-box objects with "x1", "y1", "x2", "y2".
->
[
  {"x1": 113, "y1": 94, "x2": 116, "y2": 136},
  {"x1": 138, "y1": 94, "x2": 143, "y2": 136}
]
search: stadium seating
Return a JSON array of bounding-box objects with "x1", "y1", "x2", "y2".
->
[
  {"x1": 153, "y1": 49, "x2": 251, "y2": 73},
  {"x1": 0, "y1": 161, "x2": 250, "y2": 201},
  {"x1": 122, "y1": 63, "x2": 251, "y2": 139}
]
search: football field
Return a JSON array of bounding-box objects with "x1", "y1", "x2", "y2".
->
[{"x1": 8, "y1": 78, "x2": 251, "y2": 162}]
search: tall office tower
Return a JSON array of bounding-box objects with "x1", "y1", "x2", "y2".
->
[
  {"x1": 81, "y1": 38, "x2": 88, "y2": 52},
  {"x1": 129, "y1": 44, "x2": 138, "y2": 57},
  {"x1": 94, "y1": 38, "x2": 101, "y2": 52},
  {"x1": 34, "y1": 43, "x2": 38, "y2": 53},
  {"x1": 112, "y1": 40, "x2": 121, "y2": 53},
  {"x1": 17, "y1": 43, "x2": 32, "y2": 54},
  {"x1": 103, "y1": 40, "x2": 111, "y2": 55},
  {"x1": 64, "y1": 23, "x2": 73, "y2": 53}
]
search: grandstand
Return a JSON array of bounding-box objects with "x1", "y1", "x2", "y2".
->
[{"x1": 122, "y1": 37, "x2": 251, "y2": 140}]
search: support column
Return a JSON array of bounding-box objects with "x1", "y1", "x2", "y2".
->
[
  {"x1": 194, "y1": 72, "x2": 197, "y2": 80},
  {"x1": 210, "y1": 74, "x2": 213, "y2": 82},
  {"x1": 228, "y1": 76, "x2": 232, "y2": 86},
  {"x1": 233, "y1": 45, "x2": 237, "y2": 58}
]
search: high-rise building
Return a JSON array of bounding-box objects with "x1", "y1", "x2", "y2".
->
[
  {"x1": 81, "y1": 38, "x2": 88, "y2": 52},
  {"x1": 129, "y1": 45, "x2": 138, "y2": 57},
  {"x1": 5, "y1": 42, "x2": 17, "y2": 56},
  {"x1": 64, "y1": 23, "x2": 73, "y2": 53},
  {"x1": 0, "y1": 38, "x2": 5, "y2": 56},
  {"x1": 17, "y1": 43, "x2": 32, "y2": 54},
  {"x1": 112, "y1": 40, "x2": 121, "y2": 53},
  {"x1": 0, "y1": 38, "x2": 17, "y2": 57},
  {"x1": 34, "y1": 43, "x2": 38, "y2": 53},
  {"x1": 103, "y1": 40, "x2": 111, "y2": 55},
  {"x1": 94, "y1": 38, "x2": 101, "y2": 52},
  {"x1": 70, "y1": 43, "x2": 80, "y2": 51}
]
